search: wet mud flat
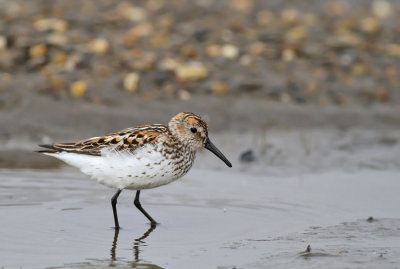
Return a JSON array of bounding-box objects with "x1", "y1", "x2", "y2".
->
[{"x1": 0, "y1": 168, "x2": 399, "y2": 268}]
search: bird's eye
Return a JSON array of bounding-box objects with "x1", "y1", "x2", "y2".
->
[{"x1": 190, "y1": 127, "x2": 197, "y2": 133}]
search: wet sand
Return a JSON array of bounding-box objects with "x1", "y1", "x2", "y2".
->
[{"x1": 0, "y1": 168, "x2": 399, "y2": 268}]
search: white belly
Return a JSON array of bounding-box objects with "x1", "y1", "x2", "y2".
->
[{"x1": 47, "y1": 144, "x2": 193, "y2": 190}]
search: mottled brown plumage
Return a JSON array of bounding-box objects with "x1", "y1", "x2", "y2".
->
[{"x1": 38, "y1": 112, "x2": 232, "y2": 228}]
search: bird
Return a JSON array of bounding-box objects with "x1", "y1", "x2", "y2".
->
[{"x1": 38, "y1": 112, "x2": 232, "y2": 228}]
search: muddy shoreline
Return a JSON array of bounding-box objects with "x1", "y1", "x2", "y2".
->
[{"x1": 1, "y1": 169, "x2": 399, "y2": 268}]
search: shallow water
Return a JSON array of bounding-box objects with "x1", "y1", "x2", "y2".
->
[{"x1": 0, "y1": 168, "x2": 399, "y2": 268}]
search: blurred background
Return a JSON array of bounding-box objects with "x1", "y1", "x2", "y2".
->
[
  {"x1": 1, "y1": 0, "x2": 400, "y2": 171},
  {"x1": 1, "y1": 0, "x2": 400, "y2": 268}
]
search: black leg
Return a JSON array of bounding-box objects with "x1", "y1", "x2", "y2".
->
[
  {"x1": 111, "y1": 189, "x2": 122, "y2": 228},
  {"x1": 134, "y1": 190, "x2": 157, "y2": 225}
]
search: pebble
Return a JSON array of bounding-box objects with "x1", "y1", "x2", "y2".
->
[
  {"x1": 281, "y1": 9, "x2": 299, "y2": 25},
  {"x1": 47, "y1": 34, "x2": 68, "y2": 47},
  {"x1": 280, "y1": 92, "x2": 292, "y2": 103},
  {"x1": 231, "y1": 0, "x2": 254, "y2": 12},
  {"x1": 175, "y1": 62, "x2": 208, "y2": 81},
  {"x1": 285, "y1": 26, "x2": 307, "y2": 42},
  {"x1": 158, "y1": 58, "x2": 179, "y2": 71},
  {"x1": 386, "y1": 44, "x2": 400, "y2": 57},
  {"x1": 212, "y1": 81, "x2": 229, "y2": 95},
  {"x1": 123, "y1": 23, "x2": 154, "y2": 44},
  {"x1": 206, "y1": 45, "x2": 221, "y2": 58},
  {"x1": 123, "y1": 72, "x2": 140, "y2": 92},
  {"x1": 33, "y1": 17, "x2": 68, "y2": 33},
  {"x1": 256, "y1": 10, "x2": 274, "y2": 26},
  {"x1": 29, "y1": 44, "x2": 47, "y2": 59},
  {"x1": 247, "y1": 42, "x2": 266, "y2": 56},
  {"x1": 240, "y1": 150, "x2": 256, "y2": 162},
  {"x1": 178, "y1": 89, "x2": 191, "y2": 101},
  {"x1": 372, "y1": 0, "x2": 392, "y2": 18},
  {"x1": 88, "y1": 38, "x2": 110, "y2": 54},
  {"x1": 360, "y1": 17, "x2": 380, "y2": 34},
  {"x1": 221, "y1": 44, "x2": 239, "y2": 59},
  {"x1": 376, "y1": 88, "x2": 390, "y2": 102},
  {"x1": 351, "y1": 64, "x2": 370, "y2": 76},
  {"x1": 47, "y1": 75, "x2": 66, "y2": 91},
  {"x1": 115, "y1": 3, "x2": 148, "y2": 22},
  {"x1": 69, "y1": 81, "x2": 87, "y2": 97},
  {"x1": 0, "y1": 36, "x2": 7, "y2": 50},
  {"x1": 282, "y1": 49, "x2": 296, "y2": 61}
]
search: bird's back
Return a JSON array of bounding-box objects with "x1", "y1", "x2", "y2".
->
[{"x1": 39, "y1": 124, "x2": 196, "y2": 190}]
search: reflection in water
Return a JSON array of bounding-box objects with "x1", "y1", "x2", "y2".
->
[
  {"x1": 110, "y1": 228, "x2": 119, "y2": 261},
  {"x1": 133, "y1": 224, "x2": 157, "y2": 262},
  {"x1": 111, "y1": 224, "x2": 163, "y2": 268}
]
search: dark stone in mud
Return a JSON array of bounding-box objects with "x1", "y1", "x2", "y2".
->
[
  {"x1": 193, "y1": 29, "x2": 209, "y2": 42},
  {"x1": 149, "y1": 71, "x2": 175, "y2": 86},
  {"x1": 238, "y1": 82, "x2": 263, "y2": 92},
  {"x1": 240, "y1": 150, "x2": 256, "y2": 163}
]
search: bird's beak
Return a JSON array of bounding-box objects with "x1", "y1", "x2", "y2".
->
[{"x1": 204, "y1": 138, "x2": 232, "y2": 167}]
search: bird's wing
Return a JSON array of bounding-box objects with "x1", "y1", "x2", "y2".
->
[{"x1": 38, "y1": 124, "x2": 169, "y2": 156}]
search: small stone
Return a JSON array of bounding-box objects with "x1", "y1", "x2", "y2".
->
[
  {"x1": 306, "y1": 81, "x2": 319, "y2": 93},
  {"x1": 115, "y1": 3, "x2": 148, "y2": 22},
  {"x1": 256, "y1": 10, "x2": 274, "y2": 26},
  {"x1": 123, "y1": 72, "x2": 140, "y2": 92},
  {"x1": 240, "y1": 150, "x2": 256, "y2": 162},
  {"x1": 372, "y1": 0, "x2": 392, "y2": 18},
  {"x1": 33, "y1": 17, "x2": 68, "y2": 33},
  {"x1": 47, "y1": 34, "x2": 68, "y2": 46},
  {"x1": 326, "y1": 1, "x2": 348, "y2": 16},
  {"x1": 221, "y1": 44, "x2": 239, "y2": 59},
  {"x1": 376, "y1": 88, "x2": 390, "y2": 102},
  {"x1": 299, "y1": 245, "x2": 311, "y2": 256},
  {"x1": 180, "y1": 45, "x2": 199, "y2": 58},
  {"x1": 157, "y1": 14, "x2": 174, "y2": 29},
  {"x1": 351, "y1": 64, "x2": 370, "y2": 76},
  {"x1": 360, "y1": 17, "x2": 380, "y2": 34},
  {"x1": 239, "y1": 55, "x2": 252, "y2": 66},
  {"x1": 282, "y1": 49, "x2": 296, "y2": 61},
  {"x1": 123, "y1": 23, "x2": 154, "y2": 44},
  {"x1": 65, "y1": 54, "x2": 80, "y2": 71},
  {"x1": 206, "y1": 45, "x2": 221, "y2": 58},
  {"x1": 247, "y1": 42, "x2": 266, "y2": 56},
  {"x1": 29, "y1": 44, "x2": 47, "y2": 59},
  {"x1": 367, "y1": 216, "x2": 375, "y2": 222},
  {"x1": 69, "y1": 81, "x2": 87, "y2": 97},
  {"x1": 88, "y1": 38, "x2": 110, "y2": 54},
  {"x1": 231, "y1": 0, "x2": 254, "y2": 12},
  {"x1": 158, "y1": 58, "x2": 179, "y2": 71},
  {"x1": 0, "y1": 36, "x2": 7, "y2": 50},
  {"x1": 239, "y1": 82, "x2": 262, "y2": 91},
  {"x1": 212, "y1": 81, "x2": 229, "y2": 95},
  {"x1": 178, "y1": 89, "x2": 191, "y2": 101},
  {"x1": 163, "y1": 83, "x2": 176, "y2": 95},
  {"x1": 281, "y1": 9, "x2": 299, "y2": 25},
  {"x1": 386, "y1": 44, "x2": 400, "y2": 56},
  {"x1": 47, "y1": 75, "x2": 66, "y2": 90},
  {"x1": 280, "y1": 92, "x2": 292, "y2": 103},
  {"x1": 385, "y1": 66, "x2": 397, "y2": 78},
  {"x1": 51, "y1": 52, "x2": 68, "y2": 64},
  {"x1": 176, "y1": 62, "x2": 208, "y2": 81},
  {"x1": 285, "y1": 26, "x2": 307, "y2": 42}
]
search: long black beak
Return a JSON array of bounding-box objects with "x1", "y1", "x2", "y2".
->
[{"x1": 204, "y1": 138, "x2": 232, "y2": 167}]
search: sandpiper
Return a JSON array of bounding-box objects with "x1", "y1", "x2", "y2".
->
[{"x1": 38, "y1": 112, "x2": 232, "y2": 228}]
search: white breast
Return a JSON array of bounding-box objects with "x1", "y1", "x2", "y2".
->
[{"x1": 47, "y1": 143, "x2": 194, "y2": 190}]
